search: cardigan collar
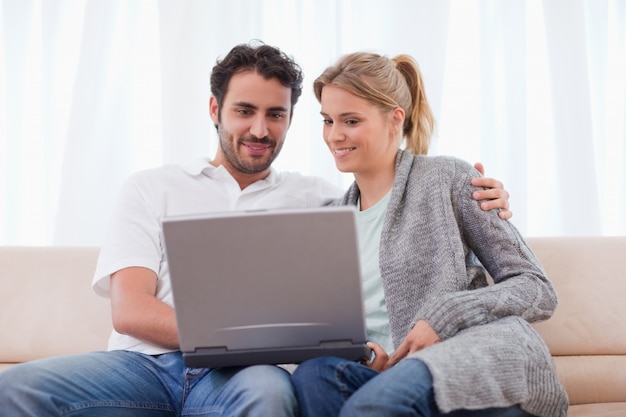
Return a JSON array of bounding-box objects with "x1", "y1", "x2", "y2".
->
[{"x1": 341, "y1": 149, "x2": 415, "y2": 208}]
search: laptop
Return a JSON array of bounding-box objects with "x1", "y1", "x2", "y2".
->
[{"x1": 161, "y1": 206, "x2": 371, "y2": 368}]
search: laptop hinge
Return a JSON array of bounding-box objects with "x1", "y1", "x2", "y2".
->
[
  {"x1": 319, "y1": 340, "x2": 358, "y2": 348},
  {"x1": 193, "y1": 346, "x2": 228, "y2": 354}
]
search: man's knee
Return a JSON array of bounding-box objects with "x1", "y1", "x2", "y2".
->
[
  {"x1": 0, "y1": 361, "x2": 60, "y2": 415},
  {"x1": 229, "y1": 365, "x2": 297, "y2": 416},
  {"x1": 235, "y1": 364, "x2": 294, "y2": 394},
  {"x1": 0, "y1": 361, "x2": 48, "y2": 392}
]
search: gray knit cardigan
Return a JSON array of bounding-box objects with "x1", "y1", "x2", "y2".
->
[{"x1": 337, "y1": 150, "x2": 568, "y2": 417}]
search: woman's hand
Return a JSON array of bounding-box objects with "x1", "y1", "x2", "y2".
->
[{"x1": 385, "y1": 320, "x2": 440, "y2": 369}]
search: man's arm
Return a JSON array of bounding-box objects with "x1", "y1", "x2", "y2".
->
[
  {"x1": 110, "y1": 267, "x2": 179, "y2": 349},
  {"x1": 472, "y1": 162, "x2": 512, "y2": 220}
]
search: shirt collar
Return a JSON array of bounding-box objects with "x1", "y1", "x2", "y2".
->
[
  {"x1": 183, "y1": 157, "x2": 214, "y2": 175},
  {"x1": 183, "y1": 157, "x2": 279, "y2": 186}
]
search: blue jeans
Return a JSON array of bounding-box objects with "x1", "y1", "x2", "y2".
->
[
  {"x1": 291, "y1": 356, "x2": 536, "y2": 417},
  {"x1": 0, "y1": 350, "x2": 297, "y2": 416}
]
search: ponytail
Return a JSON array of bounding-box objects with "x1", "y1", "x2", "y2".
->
[{"x1": 392, "y1": 55, "x2": 434, "y2": 155}]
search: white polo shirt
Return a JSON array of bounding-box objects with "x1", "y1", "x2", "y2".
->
[{"x1": 92, "y1": 158, "x2": 343, "y2": 355}]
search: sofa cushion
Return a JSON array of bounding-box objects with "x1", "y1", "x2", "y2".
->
[
  {"x1": 528, "y1": 236, "x2": 626, "y2": 410},
  {"x1": 529, "y1": 237, "x2": 626, "y2": 356},
  {"x1": 568, "y1": 403, "x2": 626, "y2": 417},
  {"x1": 0, "y1": 246, "x2": 110, "y2": 366},
  {"x1": 553, "y1": 356, "x2": 626, "y2": 406}
]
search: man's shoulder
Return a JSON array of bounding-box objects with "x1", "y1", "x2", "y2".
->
[
  {"x1": 128, "y1": 164, "x2": 173, "y2": 177},
  {"x1": 276, "y1": 171, "x2": 343, "y2": 193},
  {"x1": 125, "y1": 161, "x2": 204, "y2": 185}
]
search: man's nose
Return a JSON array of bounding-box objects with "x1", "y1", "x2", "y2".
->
[{"x1": 250, "y1": 115, "x2": 268, "y2": 138}]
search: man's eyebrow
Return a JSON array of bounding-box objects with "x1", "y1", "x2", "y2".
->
[
  {"x1": 268, "y1": 106, "x2": 289, "y2": 113},
  {"x1": 233, "y1": 102, "x2": 288, "y2": 113},
  {"x1": 233, "y1": 101, "x2": 258, "y2": 110}
]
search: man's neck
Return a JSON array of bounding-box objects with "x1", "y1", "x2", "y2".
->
[{"x1": 210, "y1": 160, "x2": 271, "y2": 190}]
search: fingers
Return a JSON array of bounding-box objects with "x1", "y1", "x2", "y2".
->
[
  {"x1": 473, "y1": 162, "x2": 485, "y2": 176},
  {"x1": 478, "y1": 198, "x2": 512, "y2": 217},
  {"x1": 366, "y1": 342, "x2": 389, "y2": 372},
  {"x1": 386, "y1": 343, "x2": 409, "y2": 369},
  {"x1": 471, "y1": 173, "x2": 513, "y2": 219},
  {"x1": 472, "y1": 186, "x2": 509, "y2": 201},
  {"x1": 367, "y1": 341, "x2": 387, "y2": 360},
  {"x1": 498, "y1": 209, "x2": 513, "y2": 220},
  {"x1": 473, "y1": 188, "x2": 510, "y2": 208},
  {"x1": 477, "y1": 196, "x2": 510, "y2": 212},
  {"x1": 471, "y1": 176, "x2": 503, "y2": 190},
  {"x1": 386, "y1": 320, "x2": 440, "y2": 368},
  {"x1": 472, "y1": 164, "x2": 512, "y2": 215}
]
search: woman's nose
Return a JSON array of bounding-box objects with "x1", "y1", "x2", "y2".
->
[{"x1": 326, "y1": 124, "x2": 345, "y2": 142}]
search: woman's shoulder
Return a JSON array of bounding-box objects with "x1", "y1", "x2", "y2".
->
[
  {"x1": 393, "y1": 151, "x2": 480, "y2": 195},
  {"x1": 402, "y1": 152, "x2": 476, "y2": 178},
  {"x1": 413, "y1": 154, "x2": 473, "y2": 170}
]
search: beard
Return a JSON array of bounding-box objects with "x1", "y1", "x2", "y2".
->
[{"x1": 216, "y1": 124, "x2": 285, "y2": 174}]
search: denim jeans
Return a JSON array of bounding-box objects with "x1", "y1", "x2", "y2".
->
[
  {"x1": 0, "y1": 350, "x2": 297, "y2": 417},
  {"x1": 291, "y1": 356, "x2": 536, "y2": 417}
]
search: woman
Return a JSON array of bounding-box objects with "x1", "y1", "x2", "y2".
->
[{"x1": 291, "y1": 52, "x2": 568, "y2": 417}]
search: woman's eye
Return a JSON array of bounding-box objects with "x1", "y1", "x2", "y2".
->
[{"x1": 322, "y1": 118, "x2": 333, "y2": 125}]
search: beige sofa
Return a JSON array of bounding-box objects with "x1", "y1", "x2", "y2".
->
[
  {"x1": 1, "y1": 237, "x2": 625, "y2": 416},
  {"x1": 0, "y1": 247, "x2": 110, "y2": 372}
]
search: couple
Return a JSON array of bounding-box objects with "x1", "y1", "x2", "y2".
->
[{"x1": 0, "y1": 41, "x2": 567, "y2": 417}]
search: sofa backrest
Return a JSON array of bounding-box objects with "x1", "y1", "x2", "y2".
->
[
  {"x1": 2, "y1": 238, "x2": 626, "y2": 409},
  {"x1": 528, "y1": 236, "x2": 626, "y2": 407},
  {"x1": 0, "y1": 246, "x2": 110, "y2": 369}
]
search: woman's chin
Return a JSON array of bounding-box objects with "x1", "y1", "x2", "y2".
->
[{"x1": 333, "y1": 162, "x2": 353, "y2": 173}]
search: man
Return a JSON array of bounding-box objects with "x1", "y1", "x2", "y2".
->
[{"x1": 0, "y1": 41, "x2": 511, "y2": 416}]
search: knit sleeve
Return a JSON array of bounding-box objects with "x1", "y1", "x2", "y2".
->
[{"x1": 417, "y1": 159, "x2": 558, "y2": 341}]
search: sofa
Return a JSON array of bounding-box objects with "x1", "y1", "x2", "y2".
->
[
  {"x1": 1, "y1": 237, "x2": 625, "y2": 416},
  {"x1": 0, "y1": 247, "x2": 110, "y2": 372}
]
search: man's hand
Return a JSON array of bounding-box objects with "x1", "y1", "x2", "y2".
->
[
  {"x1": 472, "y1": 162, "x2": 512, "y2": 220},
  {"x1": 364, "y1": 341, "x2": 389, "y2": 372}
]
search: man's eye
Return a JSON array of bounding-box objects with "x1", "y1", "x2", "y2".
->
[
  {"x1": 237, "y1": 109, "x2": 251, "y2": 116},
  {"x1": 270, "y1": 113, "x2": 285, "y2": 120}
]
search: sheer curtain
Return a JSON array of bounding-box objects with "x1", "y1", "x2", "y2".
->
[{"x1": 1, "y1": 0, "x2": 624, "y2": 246}]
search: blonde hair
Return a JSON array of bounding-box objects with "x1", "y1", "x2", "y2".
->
[{"x1": 313, "y1": 52, "x2": 434, "y2": 155}]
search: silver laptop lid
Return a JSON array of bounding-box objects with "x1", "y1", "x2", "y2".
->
[{"x1": 162, "y1": 206, "x2": 369, "y2": 366}]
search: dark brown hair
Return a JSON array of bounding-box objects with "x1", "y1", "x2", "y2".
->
[{"x1": 210, "y1": 40, "x2": 304, "y2": 115}]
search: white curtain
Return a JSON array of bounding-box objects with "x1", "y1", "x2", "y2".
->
[{"x1": 1, "y1": 0, "x2": 624, "y2": 246}]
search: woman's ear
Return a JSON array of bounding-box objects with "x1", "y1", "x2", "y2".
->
[{"x1": 391, "y1": 107, "x2": 406, "y2": 137}]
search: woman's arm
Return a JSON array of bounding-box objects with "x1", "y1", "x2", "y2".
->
[{"x1": 416, "y1": 160, "x2": 557, "y2": 341}]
